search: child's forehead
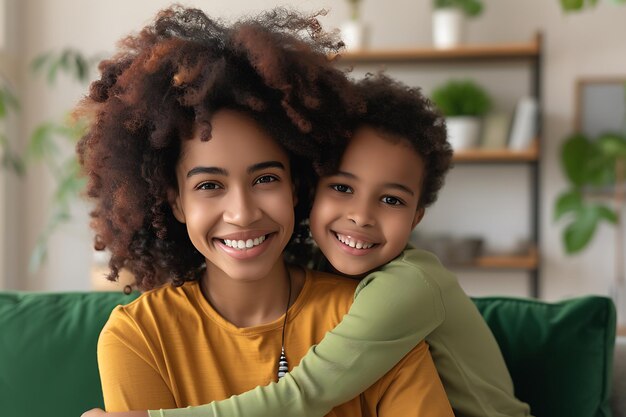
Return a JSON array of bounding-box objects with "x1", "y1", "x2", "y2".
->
[{"x1": 343, "y1": 125, "x2": 420, "y2": 162}]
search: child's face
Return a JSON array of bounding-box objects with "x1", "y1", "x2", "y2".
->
[
  {"x1": 310, "y1": 126, "x2": 425, "y2": 276},
  {"x1": 170, "y1": 109, "x2": 297, "y2": 282}
]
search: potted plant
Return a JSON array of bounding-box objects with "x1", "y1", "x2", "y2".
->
[
  {"x1": 560, "y1": 0, "x2": 626, "y2": 12},
  {"x1": 555, "y1": 131, "x2": 626, "y2": 323},
  {"x1": 340, "y1": 0, "x2": 367, "y2": 50},
  {"x1": 431, "y1": 79, "x2": 491, "y2": 150},
  {"x1": 432, "y1": 0, "x2": 483, "y2": 49},
  {"x1": 1, "y1": 49, "x2": 94, "y2": 270}
]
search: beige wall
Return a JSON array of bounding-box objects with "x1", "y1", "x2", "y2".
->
[{"x1": 5, "y1": 0, "x2": 626, "y2": 299}]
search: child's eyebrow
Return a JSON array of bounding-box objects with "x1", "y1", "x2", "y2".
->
[
  {"x1": 334, "y1": 170, "x2": 415, "y2": 196},
  {"x1": 385, "y1": 183, "x2": 415, "y2": 196},
  {"x1": 186, "y1": 161, "x2": 285, "y2": 178}
]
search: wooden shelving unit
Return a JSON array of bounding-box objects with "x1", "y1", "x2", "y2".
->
[
  {"x1": 336, "y1": 36, "x2": 540, "y2": 63},
  {"x1": 454, "y1": 140, "x2": 539, "y2": 163},
  {"x1": 336, "y1": 35, "x2": 543, "y2": 296}
]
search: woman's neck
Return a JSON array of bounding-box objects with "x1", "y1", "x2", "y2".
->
[{"x1": 201, "y1": 261, "x2": 299, "y2": 328}]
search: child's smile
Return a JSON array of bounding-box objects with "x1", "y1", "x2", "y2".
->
[
  {"x1": 310, "y1": 126, "x2": 426, "y2": 277},
  {"x1": 333, "y1": 231, "x2": 378, "y2": 254}
]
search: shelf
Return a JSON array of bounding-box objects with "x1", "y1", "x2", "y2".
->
[
  {"x1": 453, "y1": 141, "x2": 539, "y2": 163},
  {"x1": 335, "y1": 35, "x2": 540, "y2": 64},
  {"x1": 451, "y1": 247, "x2": 539, "y2": 271}
]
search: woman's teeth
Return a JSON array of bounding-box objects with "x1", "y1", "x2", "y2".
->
[
  {"x1": 335, "y1": 233, "x2": 374, "y2": 249},
  {"x1": 223, "y1": 235, "x2": 266, "y2": 250}
]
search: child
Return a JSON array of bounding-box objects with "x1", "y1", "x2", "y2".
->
[
  {"x1": 85, "y1": 74, "x2": 532, "y2": 417},
  {"x1": 79, "y1": 6, "x2": 453, "y2": 417}
]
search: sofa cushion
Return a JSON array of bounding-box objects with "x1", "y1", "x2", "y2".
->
[
  {"x1": 473, "y1": 296, "x2": 616, "y2": 417},
  {"x1": 0, "y1": 291, "x2": 139, "y2": 417}
]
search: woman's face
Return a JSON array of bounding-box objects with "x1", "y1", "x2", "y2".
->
[{"x1": 170, "y1": 109, "x2": 296, "y2": 282}]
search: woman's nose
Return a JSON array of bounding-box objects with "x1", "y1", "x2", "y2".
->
[{"x1": 222, "y1": 187, "x2": 263, "y2": 226}]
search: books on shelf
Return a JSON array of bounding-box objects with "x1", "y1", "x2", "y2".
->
[
  {"x1": 507, "y1": 97, "x2": 538, "y2": 151},
  {"x1": 480, "y1": 113, "x2": 510, "y2": 149}
]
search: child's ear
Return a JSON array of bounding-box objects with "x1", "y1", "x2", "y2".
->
[
  {"x1": 411, "y1": 207, "x2": 425, "y2": 229},
  {"x1": 167, "y1": 188, "x2": 186, "y2": 223}
]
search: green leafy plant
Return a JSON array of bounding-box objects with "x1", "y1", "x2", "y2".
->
[
  {"x1": 434, "y1": 0, "x2": 483, "y2": 17},
  {"x1": 0, "y1": 81, "x2": 25, "y2": 175},
  {"x1": 560, "y1": 0, "x2": 626, "y2": 11},
  {"x1": 554, "y1": 132, "x2": 626, "y2": 252},
  {"x1": 431, "y1": 79, "x2": 491, "y2": 117},
  {"x1": 0, "y1": 49, "x2": 96, "y2": 270},
  {"x1": 346, "y1": 0, "x2": 362, "y2": 21}
]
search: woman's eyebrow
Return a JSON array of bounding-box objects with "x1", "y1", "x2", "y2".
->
[
  {"x1": 186, "y1": 166, "x2": 228, "y2": 178},
  {"x1": 247, "y1": 161, "x2": 285, "y2": 174}
]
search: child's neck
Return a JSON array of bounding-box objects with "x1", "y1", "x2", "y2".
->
[{"x1": 200, "y1": 261, "x2": 303, "y2": 328}]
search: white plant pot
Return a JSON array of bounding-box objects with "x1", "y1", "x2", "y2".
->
[
  {"x1": 432, "y1": 8, "x2": 465, "y2": 49},
  {"x1": 340, "y1": 20, "x2": 367, "y2": 51},
  {"x1": 446, "y1": 116, "x2": 481, "y2": 150}
]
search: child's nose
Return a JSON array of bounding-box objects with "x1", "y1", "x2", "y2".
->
[
  {"x1": 347, "y1": 201, "x2": 376, "y2": 227},
  {"x1": 222, "y1": 187, "x2": 262, "y2": 226}
]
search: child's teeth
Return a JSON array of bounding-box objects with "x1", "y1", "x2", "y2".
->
[
  {"x1": 335, "y1": 233, "x2": 374, "y2": 250},
  {"x1": 223, "y1": 235, "x2": 267, "y2": 250}
]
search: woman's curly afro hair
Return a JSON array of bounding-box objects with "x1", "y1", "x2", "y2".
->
[
  {"x1": 76, "y1": 6, "x2": 364, "y2": 291},
  {"x1": 351, "y1": 74, "x2": 453, "y2": 209}
]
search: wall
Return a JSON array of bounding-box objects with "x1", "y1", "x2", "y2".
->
[{"x1": 5, "y1": 0, "x2": 626, "y2": 299}]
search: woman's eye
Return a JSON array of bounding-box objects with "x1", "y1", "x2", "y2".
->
[
  {"x1": 196, "y1": 182, "x2": 221, "y2": 191},
  {"x1": 382, "y1": 196, "x2": 403, "y2": 206},
  {"x1": 255, "y1": 175, "x2": 278, "y2": 184},
  {"x1": 331, "y1": 184, "x2": 353, "y2": 194}
]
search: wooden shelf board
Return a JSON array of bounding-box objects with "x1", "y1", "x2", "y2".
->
[
  {"x1": 453, "y1": 138, "x2": 539, "y2": 163},
  {"x1": 335, "y1": 37, "x2": 539, "y2": 63},
  {"x1": 451, "y1": 248, "x2": 539, "y2": 270},
  {"x1": 453, "y1": 147, "x2": 538, "y2": 162}
]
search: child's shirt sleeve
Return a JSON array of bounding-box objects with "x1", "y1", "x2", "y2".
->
[{"x1": 149, "y1": 249, "x2": 446, "y2": 417}]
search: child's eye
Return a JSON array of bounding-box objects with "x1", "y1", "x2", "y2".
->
[
  {"x1": 331, "y1": 184, "x2": 353, "y2": 194},
  {"x1": 255, "y1": 175, "x2": 278, "y2": 184},
  {"x1": 196, "y1": 182, "x2": 222, "y2": 191},
  {"x1": 381, "y1": 196, "x2": 404, "y2": 206}
]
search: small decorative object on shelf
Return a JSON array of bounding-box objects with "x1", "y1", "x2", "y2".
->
[
  {"x1": 431, "y1": 79, "x2": 491, "y2": 151},
  {"x1": 340, "y1": 0, "x2": 368, "y2": 51},
  {"x1": 508, "y1": 97, "x2": 538, "y2": 151},
  {"x1": 432, "y1": 0, "x2": 483, "y2": 49}
]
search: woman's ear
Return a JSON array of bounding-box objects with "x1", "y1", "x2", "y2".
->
[
  {"x1": 412, "y1": 207, "x2": 425, "y2": 229},
  {"x1": 168, "y1": 188, "x2": 186, "y2": 223}
]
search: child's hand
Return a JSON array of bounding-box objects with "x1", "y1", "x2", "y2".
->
[{"x1": 82, "y1": 409, "x2": 149, "y2": 417}]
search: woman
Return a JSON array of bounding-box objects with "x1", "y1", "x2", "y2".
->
[{"x1": 78, "y1": 6, "x2": 453, "y2": 417}]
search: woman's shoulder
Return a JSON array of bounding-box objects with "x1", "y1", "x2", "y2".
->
[{"x1": 107, "y1": 282, "x2": 200, "y2": 327}]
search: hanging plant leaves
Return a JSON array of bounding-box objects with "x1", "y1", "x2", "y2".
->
[
  {"x1": 564, "y1": 204, "x2": 617, "y2": 253},
  {"x1": 561, "y1": 133, "x2": 593, "y2": 186},
  {"x1": 554, "y1": 190, "x2": 583, "y2": 221}
]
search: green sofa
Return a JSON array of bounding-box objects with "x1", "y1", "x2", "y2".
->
[{"x1": 0, "y1": 292, "x2": 618, "y2": 417}]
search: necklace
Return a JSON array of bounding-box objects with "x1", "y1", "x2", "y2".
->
[{"x1": 277, "y1": 269, "x2": 292, "y2": 379}]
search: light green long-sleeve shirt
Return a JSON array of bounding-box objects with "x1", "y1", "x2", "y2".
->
[{"x1": 150, "y1": 248, "x2": 532, "y2": 417}]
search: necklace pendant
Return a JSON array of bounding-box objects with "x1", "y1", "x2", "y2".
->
[{"x1": 277, "y1": 346, "x2": 289, "y2": 379}]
